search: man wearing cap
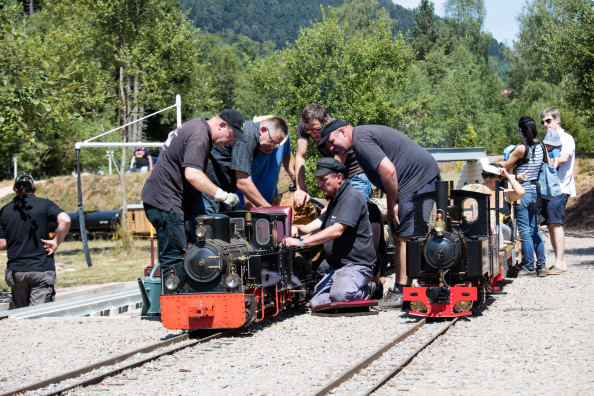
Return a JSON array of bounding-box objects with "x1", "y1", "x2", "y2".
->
[
  {"x1": 319, "y1": 120, "x2": 440, "y2": 308},
  {"x1": 540, "y1": 107, "x2": 576, "y2": 275},
  {"x1": 200, "y1": 116, "x2": 290, "y2": 213},
  {"x1": 294, "y1": 104, "x2": 372, "y2": 207},
  {"x1": 141, "y1": 109, "x2": 245, "y2": 290},
  {"x1": 0, "y1": 173, "x2": 71, "y2": 308},
  {"x1": 285, "y1": 158, "x2": 375, "y2": 309}
]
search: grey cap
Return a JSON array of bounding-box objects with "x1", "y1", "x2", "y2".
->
[
  {"x1": 543, "y1": 130, "x2": 562, "y2": 146},
  {"x1": 313, "y1": 157, "x2": 347, "y2": 177}
]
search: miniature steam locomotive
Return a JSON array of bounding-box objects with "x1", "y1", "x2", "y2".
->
[
  {"x1": 404, "y1": 181, "x2": 510, "y2": 317},
  {"x1": 159, "y1": 207, "x2": 317, "y2": 330}
]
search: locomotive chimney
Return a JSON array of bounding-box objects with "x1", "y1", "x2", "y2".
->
[{"x1": 435, "y1": 180, "x2": 449, "y2": 215}]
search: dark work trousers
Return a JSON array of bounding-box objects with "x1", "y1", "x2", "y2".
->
[
  {"x1": 10, "y1": 271, "x2": 56, "y2": 308},
  {"x1": 143, "y1": 203, "x2": 186, "y2": 287}
]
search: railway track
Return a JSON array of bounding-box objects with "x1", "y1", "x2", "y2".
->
[
  {"x1": 1, "y1": 329, "x2": 236, "y2": 396},
  {"x1": 313, "y1": 317, "x2": 459, "y2": 396}
]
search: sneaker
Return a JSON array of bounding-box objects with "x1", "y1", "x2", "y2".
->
[
  {"x1": 517, "y1": 268, "x2": 536, "y2": 277},
  {"x1": 378, "y1": 287, "x2": 403, "y2": 309},
  {"x1": 536, "y1": 267, "x2": 548, "y2": 277}
]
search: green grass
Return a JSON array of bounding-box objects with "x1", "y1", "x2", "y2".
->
[{"x1": 0, "y1": 239, "x2": 155, "y2": 291}]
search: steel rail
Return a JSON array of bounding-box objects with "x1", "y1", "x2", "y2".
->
[
  {"x1": 2, "y1": 329, "x2": 235, "y2": 396},
  {"x1": 361, "y1": 317, "x2": 459, "y2": 396},
  {"x1": 312, "y1": 319, "x2": 426, "y2": 396}
]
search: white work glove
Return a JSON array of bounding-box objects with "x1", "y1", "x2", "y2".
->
[{"x1": 214, "y1": 188, "x2": 239, "y2": 207}]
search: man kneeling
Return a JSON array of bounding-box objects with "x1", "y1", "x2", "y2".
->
[{"x1": 285, "y1": 158, "x2": 375, "y2": 309}]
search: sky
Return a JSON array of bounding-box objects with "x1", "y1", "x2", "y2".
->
[{"x1": 391, "y1": 0, "x2": 526, "y2": 45}]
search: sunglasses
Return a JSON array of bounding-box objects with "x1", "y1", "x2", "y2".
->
[
  {"x1": 481, "y1": 173, "x2": 498, "y2": 179},
  {"x1": 305, "y1": 127, "x2": 322, "y2": 134},
  {"x1": 540, "y1": 118, "x2": 553, "y2": 126}
]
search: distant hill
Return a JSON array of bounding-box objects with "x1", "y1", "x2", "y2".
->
[{"x1": 179, "y1": 0, "x2": 415, "y2": 48}]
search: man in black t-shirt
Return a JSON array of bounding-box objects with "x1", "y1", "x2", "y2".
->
[
  {"x1": 294, "y1": 104, "x2": 372, "y2": 207},
  {"x1": 141, "y1": 109, "x2": 245, "y2": 291},
  {"x1": 285, "y1": 158, "x2": 375, "y2": 310},
  {"x1": 0, "y1": 173, "x2": 71, "y2": 308},
  {"x1": 319, "y1": 119, "x2": 441, "y2": 308}
]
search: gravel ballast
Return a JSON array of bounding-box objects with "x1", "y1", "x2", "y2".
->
[{"x1": 1, "y1": 235, "x2": 592, "y2": 395}]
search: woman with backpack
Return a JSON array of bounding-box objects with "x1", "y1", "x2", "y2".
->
[{"x1": 500, "y1": 116, "x2": 552, "y2": 277}]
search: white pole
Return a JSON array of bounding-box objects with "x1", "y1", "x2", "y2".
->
[
  {"x1": 107, "y1": 150, "x2": 113, "y2": 175},
  {"x1": 12, "y1": 157, "x2": 17, "y2": 179},
  {"x1": 176, "y1": 94, "x2": 182, "y2": 128}
]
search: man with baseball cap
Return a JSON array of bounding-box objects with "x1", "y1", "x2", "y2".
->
[
  {"x1": 142, "y1": 109, "x2": 245, "y2": 293},
  {"x1": 319, "y1": 119, "x2": 440, "y2": 309},
  {"x1": 0, "y1": 173, "x2": 71, "y2": 308},
  {"x1": 285, "y1": 158, "x2": 375, "y2": 310}
]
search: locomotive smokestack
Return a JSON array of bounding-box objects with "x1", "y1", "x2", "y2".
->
[{"x1": 435, "y1": 181, "x2": 449, "y2": 215}]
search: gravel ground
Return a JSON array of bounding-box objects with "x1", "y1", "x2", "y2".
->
[{"x1": 1, "y1": 235, "x2": 592, "y2": 395}]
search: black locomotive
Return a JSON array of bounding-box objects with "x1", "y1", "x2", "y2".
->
[
  {"x1": 403, "y1": 180, "x2": 510, "y2": 317},
  {"x1": 159, "y1": 207, "x2": 317, "y2": 330}
]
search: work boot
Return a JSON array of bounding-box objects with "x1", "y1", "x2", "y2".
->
[{"x1": 378, "y1": 287, "x2": 403, "y2": 309}]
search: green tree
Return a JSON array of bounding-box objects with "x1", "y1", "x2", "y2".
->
[
  {"x1": 31, "y1": 0, "x2": 215, "y2": 235},
  {"x1": 0, "y1": 1, "x2": 75, "y2": 177},
  {"x1": 413, "y1": 0, "x2": 439, "y2": 60}
]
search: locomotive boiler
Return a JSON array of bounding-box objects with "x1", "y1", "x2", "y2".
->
[
  {"x1": 159, "y1": 207, "x2": 317, "y2": 330},
  {"x1": 403, "y1": 181, "x2": 505, "y2": 317}
]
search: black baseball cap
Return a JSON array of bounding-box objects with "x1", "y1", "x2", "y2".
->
[
  {"x1": 318, "y1": 118, "x2": 349, "y2": 149},
  {"x1": 14, "y1": 172, "x2": 34, "y2": 188},
  {"x1": 313, "y1": 157, "x2": 347, "y2": 177},
  {"x1": 219, "y1": 109, "x2": 246, "y2": 142}
]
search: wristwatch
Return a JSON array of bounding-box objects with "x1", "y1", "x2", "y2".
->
[{"x1": 299, "y1": 238, "x2": 304, "y2": 248}]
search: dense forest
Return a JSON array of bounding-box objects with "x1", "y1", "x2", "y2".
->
[{"x1": 1, "y1": 0, "x2": 593, "y2": 184}]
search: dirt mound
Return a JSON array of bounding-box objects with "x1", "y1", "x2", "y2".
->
[{"x1": 564, "y1": 187, "x2": 594, "y2": 231}]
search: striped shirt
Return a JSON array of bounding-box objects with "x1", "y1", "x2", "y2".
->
[{"x1": 517, "y1": 142, "x2": 544, "y2": 188}]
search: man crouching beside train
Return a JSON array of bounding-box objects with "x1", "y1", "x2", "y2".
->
[{"x1": 284, "y1": 158, "x2": 375, "y2": 309}]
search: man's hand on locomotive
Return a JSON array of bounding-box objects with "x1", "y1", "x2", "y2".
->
[
  {"x1": 214, "y1": 188, "x2": 240, "y2": 208},
  {"x1": 284, "y1": 236, "x2": 304, "y2": 249}
]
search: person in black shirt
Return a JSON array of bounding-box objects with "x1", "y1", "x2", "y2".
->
[
  {"x1": 129, "y1": 147, "x2": 153, "y2": 173},
  {"x1": 285, "y1": 158, "x2": 375, "y2": 309},
  {"x1": 0, "y1": 173, "x2": 71, "y2": 308},
  {"x1": 141, "y1": 109, "x2": 245, "y2": 291},
  {"x1": 319, "y1": 119, "x2": 441, "y2": 308}
]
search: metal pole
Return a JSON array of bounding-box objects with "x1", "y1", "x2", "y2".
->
[
  {"x1": 76, "y1": 148, "x2": 93, "y2": 267},
  {"x1": 12, "y1": 157, "x2": 17, "y2": 179},
  {"x1": 176, "y1": 94, "x2": 182, "y2": 128}
]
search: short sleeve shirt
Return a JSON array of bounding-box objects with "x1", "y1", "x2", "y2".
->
[
  {"x1": 237, "y1": 138, "x2": 291, "y2": 205},
  {"x1": 141, "y1": 117, "x2": 212, "y2": 218},
  {"x1": 205, "y1": 121, "x2": 261, "y2": 192},
  {"x1": 134, "y1": 149, "x2": 150, "y2": 168},
  {"x1": 353, "y1": 125, "x2": 440, "y2": 200},
  {"x1": 557, "y1": 128, "x2": 576, "y2": 196},
  {"x1": 0, "y1": 194, "x2": 64, "y2": 272},
  {"x1": 297, "y1": 117, "x2": 363, "y2": 177},
  {"x1": 318, "y1": 181, "x2": 376, "y2": 269}
]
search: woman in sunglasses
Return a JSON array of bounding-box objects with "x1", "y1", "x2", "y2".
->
[{"x1": 499, "y1": 116, "x2": 552, "y2": 277}]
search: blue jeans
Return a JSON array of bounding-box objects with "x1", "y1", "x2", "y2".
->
[
  {"x1": 349, "y1": 172, "x2": 373, "y2": 201},
  {"x1": 516, "y1": 188, "x2": 546, "y2": 270},
  {"x1": 143, "y1": 203, "x2": 186, "y2": 286}
]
